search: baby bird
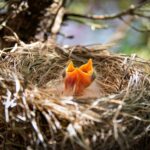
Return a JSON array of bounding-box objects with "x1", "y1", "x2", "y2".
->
[{"x1": 63, "y1": 59, "x2": 100, "y2": 98}]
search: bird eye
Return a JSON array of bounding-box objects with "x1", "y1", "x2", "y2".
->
[{"x1": 91, "y1": 72, "x2": 96, "y2": 81}]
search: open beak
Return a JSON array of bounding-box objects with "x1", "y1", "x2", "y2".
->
[
  {"x1": 79, "y1": 59, "x2": 93, "y2": 75},
  {"x1": 64, "y1": 61, "x2": 78, "y2": 91},
  {"x1": 64, "y1": 59, "x2": 95, "y2": 95}
]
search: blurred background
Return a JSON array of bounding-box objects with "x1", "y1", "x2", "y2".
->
[
  {"x1": 0, "y1": 0, "x2": 150, "y2": 59},
  {"x1": 58, "y1": 0, "x2": 150, "y2": 59}
]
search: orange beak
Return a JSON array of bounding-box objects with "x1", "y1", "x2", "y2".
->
[{"x1": 64, "y1": 59, "x2": 95, "y2": 95}]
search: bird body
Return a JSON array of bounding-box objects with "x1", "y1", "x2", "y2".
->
[{"x1": 46, "y1": 59, "x2": 102, "y2": 99}]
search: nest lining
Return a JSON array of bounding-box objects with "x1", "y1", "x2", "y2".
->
[{"x1": 0, "y1": 42, "x2": 150, "y2": 150}]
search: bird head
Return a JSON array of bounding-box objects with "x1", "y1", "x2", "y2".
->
[{"x1": 63, "y1": 59, "x2": 96, "y2": 96}]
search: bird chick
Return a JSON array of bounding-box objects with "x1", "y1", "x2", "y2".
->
[{"x1": 63, "y1": 59, "x2": 96, "y2": 96}]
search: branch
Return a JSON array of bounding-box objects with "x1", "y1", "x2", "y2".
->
[
  {"x1": 133, "y1": 12, "x2": 150, "y2": 19},
  {"x1": 119, "y1": 17, "x2": 150, "y2": 32},
  {"x1": 65, "y1": 1, "x2": 149, "y2": 21},
  {"x1": 50, "y1": 0, "x2": 67, "y2": 40}
]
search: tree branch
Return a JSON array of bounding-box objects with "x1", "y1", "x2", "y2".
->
[
  {"x1": 65, "y1": 1, "x2": 149, "y2": 20},
  {"x1": 119, "y1": 17, "x2": 150, "y2": 32}
]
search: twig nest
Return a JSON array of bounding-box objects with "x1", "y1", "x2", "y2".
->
[{"x1": 0, "y1": 42, "x2": 150, "y2": 150}]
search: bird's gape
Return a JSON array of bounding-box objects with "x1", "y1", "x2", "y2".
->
[{"x1": 64, "y1": 59, "x2": 95, "y2": 96}]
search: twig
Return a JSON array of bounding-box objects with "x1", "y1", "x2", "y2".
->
[
  {"x1": 50, "y1": 0, "x2": 66, "y2": 40},
  {"x1": 134, "y1": 12, "x2": 150, "y2": 19},
  {"x1": 120, "y1": 17, "x2": 150, "y2": 32},
  {"x1": 51, "y1": 7, "x2": 65, "y2": 35},
  {"x1": 2, "y1": 24, "x2": 26, "y2": 46},
  {"x1": 65, "y1": 1, "x2": 149, "y2": 20}
]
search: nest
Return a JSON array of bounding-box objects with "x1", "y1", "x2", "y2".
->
[{"x1": 0, "y1": 41, "x2": 150, "y2": 150}]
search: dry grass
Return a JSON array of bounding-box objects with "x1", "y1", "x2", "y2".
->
[{"x1": 0, "y1": 41, "x2": 150, "y2": 150}]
